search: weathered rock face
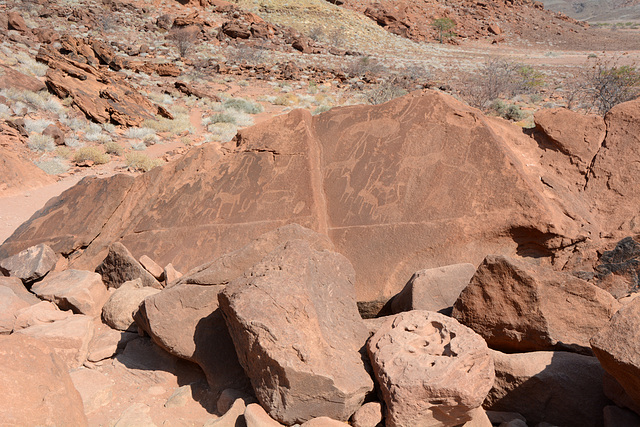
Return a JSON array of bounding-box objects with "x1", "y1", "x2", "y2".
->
[
  {"x1": 219, "y1": 240, "x2": 373, "y2": 424},
  {"x1": 591, "y1": 297, "x2": 640, "y2": 414},
  {"x1": 593, "y1": 236, "x2": 640, "y2": 298},
  {"x1": 389, "y1": 263, "x2": 476, "y2": 315},
  {"x1": 96, "y1": 242, "x2": 162, "y2": 289},
  {"x1": 176, "y1": 223, "x2": 334, "y2": 286},
  {"x1": 0, "y1": 286, "x2": 31, "y2": 333},
  {"x1": 452, "y1": 255, "x2": 620, "y2": 354},
  {"x1": 0, "y1": 276, "x2": 39, "y2": 305},
  {"x1": 136, "y1": 283, "x2": 251, "y2": 396},
  {"x1": 585, "y1": 99, "x2": 640, "y2": 233},
  {"x1": 0, "y1": 334, "x2": 88, "y2": 426},
  {"x1": 534, "y1": 107, "x2": 605, "y2": 172},
  {"x1": 31, "y1": 269, "x2": 109, "y2": 316},
  {"x1": 0, "y1": 243, "x2": 57, "y2": 283},
  {"x1": 486, "y1": 350, "x2": 608, "y2": 427},
  {"x1": 0, "y1": 91, "x2": 596, "y2": 306},
  {"x1": 367, "y1": 311, "x2": 495, "y2": 427},
  {"x1": 14, "y1": 314, "x2": 94, "y2": 369},
  {"x1": 13, "y1": 301, "x2": 73, "y2": 331}
]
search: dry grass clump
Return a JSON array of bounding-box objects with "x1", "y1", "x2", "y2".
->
[
  {"x1": 71, "y1": 146, "x2": 110, "y2": 164},
  {"x1": 103, "y1": 141, "x2": 125, "y2": 156},
  {"x1": 223, "y1": 98, "x2": 263, "y2": 114},
  {"x1": 27, "y1": 134, "x2": 55, "y2": 152},
  {"x1": 125, "y1": 152, "x2": 164, "y2": 172},
  {"x1": 36, "y1": 157, "x2": 69, "y2": 175}
]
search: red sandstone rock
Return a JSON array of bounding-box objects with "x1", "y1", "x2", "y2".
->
[
  {"x1": 0, "y1": 91, "x2": 596, "y2": 308},
  {"x1": 96, "y1": 242, "x2": 162, "y2": 289},
  {"x1": 102, "y1": 279, "x2": 159, "y2": 331},
  {"x1": 7, "y1": 12, "x2": 29, "y2": 33},
  {"x1": 452, "y1": 255, "x2": 619, "y2": 354},
  {"x1": 0, "y1": 286, "x2": 30, "y2": 333},
  {"x1": 591, "y1": 297, "x2": 640, "y2": 415},
  {"x1": 219, "y1": 240, "x2": 373, "y2": 424},
  {"x1": 368, "y1": 311, "x2": 494, "y2": 427},
  {"x1": 31, "y1": 269, "x2": 109, "y2": 316},
  {"x1": 486, "y1": 349, "x2": 608, "y2": 426},
  {"x1": 0, "y1": 243, "x2": 57, "y2": 284},
  {"x1": 0, "y1": 334, "x2": 88, "y2": 426}
]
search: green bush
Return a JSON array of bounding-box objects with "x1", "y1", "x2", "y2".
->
[
  {"x1": 223, "y1": 98, "x2": 263, "y2": 114},
  {"x1": 431, "y1": 18, "x2": 456, "y2": 43}
]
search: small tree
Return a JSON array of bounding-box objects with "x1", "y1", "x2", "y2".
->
[
  {"x1": 169, "y1": 28, "x2": 198, "y2": 59},
  {"x1": 587, "y1": 60, "x2": 640, "y2": 114},
  {"x1": 431, "y1": 18, "x2": 456, "y2": 43}
]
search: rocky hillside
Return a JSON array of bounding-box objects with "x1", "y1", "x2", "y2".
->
[{"x1": 541, "y1": 0, "x2": 640, "y2": 21}]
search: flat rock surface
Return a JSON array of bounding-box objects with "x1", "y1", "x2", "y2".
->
[
  {"x1": 0, "y1": 243, "x2": 56, "y2": 283},
  {"x1": 31, "y1": 269, "x2": 109, "y2": 316}
]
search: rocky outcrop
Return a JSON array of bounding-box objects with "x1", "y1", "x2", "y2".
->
[
  {"x1": 367, "y1": 311, "x2": 494, "y2": 427},
  {"x1": 0, "y1": 91, "x2": 596, "y2": 308},
  {"x1": 452, "y1": 255, "x2": 620, "y2": 354},
  {"x1": 219, "y1": 240, "x2": 373, "y2": 424},
  {"x1": 591, "y1": 297, "x2": 640, "y2": 414},
  {"x1": 486, "y1": 349, "x2": 608, "y2": 427},
  {"x1": 0, "y1": 286, "x2": 31, "y2": 333},
  {"x1": 0, "y1": 334, "x2": 87, "y2": 426}
]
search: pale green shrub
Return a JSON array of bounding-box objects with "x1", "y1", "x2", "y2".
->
[{"x1": 28, "y1": 134, "x2": 55, "y2": 152}]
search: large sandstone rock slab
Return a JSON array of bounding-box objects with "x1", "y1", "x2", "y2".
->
[
  {"x1": 591, "y1": 297, "x2": 640, "y2": 414},
  {"x1": 0, "y1": 91, "x2": 597, "y2": 305},
  {"x1": 15, "y1": 314, "x2": 94, "y2": 369},
  {"x1": 0, "y1": 243, "x2": 56, "y2": 283},
  {"x1": 13, "y1": 300, "x2": 73, "y2": 331},
  {"x1": 31, "y1": 269, "x2": 109, "y2": 316},
  {"x1": 486, "y1": 349, "x2": 608, "y2": 427},
  {"x1": 367, "y1": 311, "x2": 494, "y2": 427},
  {"x1": 0, "y1": 334, "x2": 87, "y2": 426},
  {"x1": 390, "y1": 263, "x2": 476, "y2": 315},
  {"x1": 0, "y1": 142, "x2": 54, "y2": 197},
  {"x1": 219, "y1": 240, "x2": 373, "y2": 424},
  {"x1": 136, "y1": 283, "x2": 251, "y2": 396},
  {"x1": 452, "y1": 255, "x2": 619, "y2": 354}
]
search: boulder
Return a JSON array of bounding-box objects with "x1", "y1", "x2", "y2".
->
[
  {"x1": 0, "y1": 276, "x2": 40, "y2": 304},
  {"x1": 351, "y1": 401, "x2": 383, "y2": 427},
  {"x1": 140, "y1": 255, "x2": 164, "y2": 281},
  {"x1": 136, "y1": 283, "x2": 251, "y2": 395},
  {"x1": 0, "y1": 286, "x2": 31, "y2": 333},
  {"x1": 7, "y1": 12, "x2": 29, "y2": 32},
  {"x1": 534, "y1": 107, "x2": 605, "y2": 170},
  {"x1": 0, "y1": 91, "x2": 596, "y2": 308},
  {"x1": 219, "y1": 240, "x2": 373, "y2": 424},
  {"x1": 390, "y1": 263, "x2": 476, "y2": 315},
  {"x1": 43, "y1": 123, "x2": 65, "y2": 145},
  {"x1": 0, "y1": 243, "x2": 56, "y2": 283},
  {"x1": 0, "y1": 334, "x2": 87, "y2": 426},
  {"x1": 244, "y1": 403, "x2": 284, "y2": 427},
  {"x1": 452, "y1": 255, "x2": 619, "y2": 354},
  {"x1": 591, "y1": 297, "x2": 640, "y2": 414},
  {"x1": 486, "y1": 349, "x2": 608, "y2": 427},
  {"x1": 222, "y1": 21, "x2": 251, "y2": 39},
  {"x1": 15, "y1": 314, "x2": 94, "y2": 369},
  {"x1": 207, "y1": 398, "x2": 246, "y2": 426},
  {"x1": 13, "y1": 300, "x2": 73, "y2": 331},
  {"x1": 301, "y1": 416, "x2": 349, "y2": 426},
  {"x1": 164, "y1": 263, "x2": 182, "y2": 285},
  {"x1": 0, "y1": 64, "x2": 47, "y2": 92},
  {"x1": 87, "y1": 325, "x2": 134, "y2": 362},
  {"x1": 367, "y1": 311, "x2": 494, "y2": 427},
  {"x1": 103, "y1": 279, "x2": 160, "y2": 331},
  {"x1": 31, "y1": 269, "x2": 109, "y2": 316},
  {"x1": 0, "y1": 128, "x2": 54, "y2": 196},
  {"x1": 217, "y1": 388, "x2": 257, "y2": 414},
  {"x1": 96, "y1": 242, "x2": 162, "y2": 289}
]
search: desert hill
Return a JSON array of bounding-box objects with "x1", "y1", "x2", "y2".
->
[{"x1": 541, "y1": 0, "x2": 640, "y2": 21}]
